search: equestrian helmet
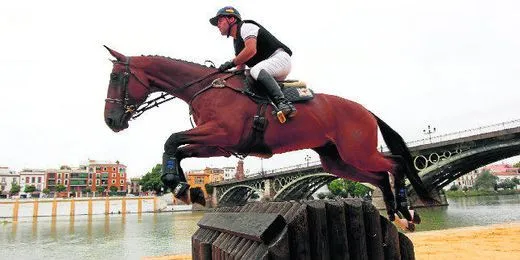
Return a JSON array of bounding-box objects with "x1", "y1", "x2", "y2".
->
[{"x1": 209, "y1": 6, "x2": 241, "y2": 26}]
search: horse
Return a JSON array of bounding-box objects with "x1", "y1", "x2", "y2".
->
[{"x1": 103, "y1": 46, "x2": 436, "y2": 231}]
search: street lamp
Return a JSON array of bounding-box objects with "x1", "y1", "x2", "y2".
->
[
  {"x1": 304, "y1": 155, "x2": 311, "y2": 167},
  {"x1": 423, "y1": 125, "x2": 437, "y2": 143}
]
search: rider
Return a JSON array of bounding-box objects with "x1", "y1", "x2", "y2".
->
[{"x1": 210, "y1": 6, "x2": 297, "y2": 118}]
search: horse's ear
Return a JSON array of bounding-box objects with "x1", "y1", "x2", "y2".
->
[{"x1": 103, "y1": 45, "x2": 126, "y2": 62}]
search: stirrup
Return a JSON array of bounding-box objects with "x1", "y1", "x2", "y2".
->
[{"x1": 276, "y1": 111, "x2": 287, "y2": 124}]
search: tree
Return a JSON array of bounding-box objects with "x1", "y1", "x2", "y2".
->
[
  {"x1": 24, "y1": 185, "x2": 36, "y2": 193},
  {"x1": 205, "y1": 183, "x2": 214, "y2": 195},
  {"x1": 513, "y1": 162, "x2": 520, "y2": 168},
  {"x1": 139, "y1": 164, "x2": 164, "y2": 194},
  {"x1": 474, "y1": 170, "x2": 498, "y2": 191},
  {"x1": 512, "y1": 177, "x2": 519, "y2": 185},
  {"x1": 42, "y1": 188, "x2": 50, "y2": 195},
  {"x1": 317, "y1": 193, "x2": 327, "y2": 199},
  {"x1": 83, "y1": 187, "x2": 91, "y2": 193},
  {"x1": 449, "y1": 184, "x2": 459, "y2": 191},
  {"x1": 56, "y1": 184, "x2": 67, "y2": 192},
  {"x1": 110, "y1": 186, "x2": 119, "y2": 192},
  {"x1": 328, "y1": 178, "x2": 372, "y2": 198},
  {"x1": 10, "y1": 183, "x2": 20, "y2": 195}
]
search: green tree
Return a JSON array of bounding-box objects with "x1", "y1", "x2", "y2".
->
[
  {"x1": 474, "y1": 170, "x2": 498, "y2": 191},
  {"x1": 139, "y1": 164, "x2": 164, "y2": 194},
  {"x1": 110, "y1": 186, "x2": 118, "y2": 192},
  {"x1": 83, "y1": 187, "x2": 91, "y2": 193},
  {"x1": 24, "y1": 185, "x2": 36, "y2": 193},
  {"x1": 42, "y1": 188, "x2": 50, "y2": 195},
  {"x1": 10, "y1": 183, "x2": 21, "y2": 195},
  {"x1": 205, "y1": 183, "x2": 214, "y2": 195},
  {"x1": 512, "y1": 177, "x2": 519, "y2": 185},
  {"x1": 449, "y1": 184, "x2": 459, "y2": 191},
  {"x1": 513, "y1": 161, "x2": 520, "y2": 168},
  {"x1": 328, "y1": 178, "x2": 371, "y2": 198},
  {"x1": 56, "y1": 184, "x2": 67, "y2": 192},
  {"x1": 317, "y1": 193, "x2": 327, "y2": 199}
]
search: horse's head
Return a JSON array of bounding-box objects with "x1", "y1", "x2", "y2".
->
[{"x1": 104, "y1": 46, "x2": 151, "y2": 132}]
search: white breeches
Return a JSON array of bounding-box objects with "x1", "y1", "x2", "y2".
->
[{"x1": 250, "y1": 49, "x2": 292, "y2": 81}]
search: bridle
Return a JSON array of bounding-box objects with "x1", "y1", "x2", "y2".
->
[
  {"x1": 105, "y1": 57, "x2": 149, "y2": 116},
  {"x1": 105, "y1": 57, "x2": 223, "y2": 120}
]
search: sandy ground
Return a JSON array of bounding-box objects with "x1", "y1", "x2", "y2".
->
[
  {"x1": 408, "y1": 222, "x2": 520, "y2": 260},
  {"x1": 144, "y1": 222, "x2": 520, "y2": 260}
]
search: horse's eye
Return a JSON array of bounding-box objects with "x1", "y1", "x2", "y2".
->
[{"x1": 110, "y1": 73, "x2": 119, "y2": 82}]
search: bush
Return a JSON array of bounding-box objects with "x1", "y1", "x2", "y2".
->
[
  {"x1": 317, "y1": 193, "x2": 327, "y2": 199},
  {"x1": 449, "y1": 184, "x2": 459, "y2": 191}
]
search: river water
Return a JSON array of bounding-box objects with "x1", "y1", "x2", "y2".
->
[{"x1": 2, "y1": 194, "x2": 519, "y2": 259}]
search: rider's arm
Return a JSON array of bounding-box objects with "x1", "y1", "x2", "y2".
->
[{"x1": 233, "y1": 37, "x2": 257, "y2": 66}]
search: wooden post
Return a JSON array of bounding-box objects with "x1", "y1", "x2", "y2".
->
[
  {"x1": 52, "y1": 199, "x2": 58, "y2": 217},
  {"x1": 12, "y1": 199, "x2": 20, "y2": 222},
  {"x1": 137, "y1": 197, "x2": 143, "y2": 215},
  {"x1": 153, "y1": 196, "x2": 158, "y2": 212},
  {"x1": 33, "y1": 199, "x2": 39, "y2": 218},
  {"x1": 70, "y1": 199, "x2": 75, "y2": 216},
  {"x1": 105, "y1": 196, "x2": 110, "y2": 215},
  {"x1": 88, "y1": 198, "x2": 93, "y2": 216},
  {"x1": 121, "y1": 197, "x2": 127, "y2": 215}
]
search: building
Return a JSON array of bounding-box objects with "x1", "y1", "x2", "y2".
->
[
  {"x1": 223, "y1": 166, "x2": 236, "y2": 180},
  {"x1": 19, "y1": 168, "x2": 46, "y2": 193},
  {"x1": 87, "y1": 160, "x2": 127, "y2": 192},
  {"x1": 44, "y1": 160, "x2": 128, "y2": 195},
  {"x1": 128, "y1": 177, "x2": 142, "y2": 194},
  {"x1": 186, "y1": 167, "x2": 225, "y2": 197},
  {"x1": 235, "y1": 160, "x2": 245, "y2": 180},
  {"x1": 454, "y1": 170, "x2": 479, "y2": 189},
  {"x1": 0, "y1": 167, "x2": 19, "y2": 196},
  {"x1": 481, "y1": 163, "x2": 520, "y2": 182}
]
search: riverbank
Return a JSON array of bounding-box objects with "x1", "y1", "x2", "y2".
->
[
  {"x1": 446, "y1": 189, "x2": 520, "y2": 197},
  {"x1": 144, "y1": 222, "x2": 520, "y2": 260},
  {"x1": 408, "y1": 222, "x2": 520, "y2": 259}
]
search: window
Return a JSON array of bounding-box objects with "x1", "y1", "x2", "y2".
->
[
  {"x1": 195, "y1": 177, "x2": 204, "y2": 185},
  {"x1": 103, "y1": 167, "x2": 107, "y2": 171},
  {"x1": 120, "y1": 180, "x2": 124, "y2": 184},
  {"x1": 112, "y1": 167, "x2": 116, "y2": 171},
  {"x1": 120, "y1": 172, "x2": 124, "y2": 177},
  {"x1": 65, "y1": 174, "x2": 69, "y2": 179},
  {"x1": 12, "y1": 177, "x2": 17, "y2": 184},
  {"x1": 96, "y1": 167, "x2": 101, "y2": 171},
  {"x1": 112, "y1": 173, "x2": 116, "y2": 178},
  {"x1": 26, "y1": 177, "x2": 30, "y2": 183},
  {"x1": 31, "y1": 177, "x2": 35, "y2": 183},
  {"x1": 88, "y1": 180, "x2": 92, "y2": 185},
  {"x1": 89, "y1": 167, "x2": 94, "y2": 172},
  {"x1": 38, "y1": 177, "x2": 42, "y2": 183},
  {"x1": 96, "y1": 179, "x2": 100, "y2": 185},
  {"x1": 1, "y1": 177, "x2": 5, "y2": 182},
  {"x1": 58, "y1": 173, "x2": 62, "y2": 179},
  {"x1": 111, "y1": 180, "x2": 116, "y2": 184},
  {"x1": 57, "y1": 180, "x2": 62, "y2": 185},
  {"x1": 119, "y1": 168, "x2": 125, "y2": 173},
  {"x1": 89, "y1": 173, "x2": 93, "y2": 179},
  {"x1": 64, "y1": 180, "x2": 68, "y2": 185}
]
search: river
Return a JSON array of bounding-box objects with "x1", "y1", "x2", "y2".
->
[{"x1": 2, "y1": 194, "x2": 519, "y2": 259}]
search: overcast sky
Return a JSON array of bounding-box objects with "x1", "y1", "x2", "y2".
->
[{"x1": 1, "y1": 0, "x2": 519, "y2": 177}]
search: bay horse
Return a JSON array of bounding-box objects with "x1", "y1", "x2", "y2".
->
[{"x1": 103, "y1": 46, "x2": 436, "y2": 231}]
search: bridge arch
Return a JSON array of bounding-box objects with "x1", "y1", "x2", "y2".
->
[
  {"x1": 417, "y1": 139, "x2": 520, "y2": 190},
  {"x1": 272, "y1": 173, "x2": 337, "y2": 201},
  {"x1": 217, "y1": 184, "x2": 263, "y2": 207}
]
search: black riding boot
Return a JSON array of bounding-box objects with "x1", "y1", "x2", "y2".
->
[
  {"x1": 257, "y1": 69, "x2": 297, "y2": 118},
  {"x1": 161, "y1": 153, "x2": 189, "y2": 198}
]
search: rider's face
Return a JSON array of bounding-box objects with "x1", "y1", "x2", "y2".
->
[{"x1": 217, "y1": 16, "x2": 234, "y2": 35}]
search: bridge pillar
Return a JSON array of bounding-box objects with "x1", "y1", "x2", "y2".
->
[
  {"x1": 263, "y1": 179, "x2": 273, "y2": 200},
  {"x1": 211, "y1": 188, "x2": 218, "y2": 208}
]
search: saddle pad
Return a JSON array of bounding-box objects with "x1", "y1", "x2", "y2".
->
[{"x1": 282, "y1": 87, "x2": 314, "y2": 102}]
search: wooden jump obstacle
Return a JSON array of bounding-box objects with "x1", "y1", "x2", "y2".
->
[{"x1": 192, "y1": 198, "x2": 415, "y2": 260}]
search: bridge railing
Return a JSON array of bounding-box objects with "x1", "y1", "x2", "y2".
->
[
  {"x1": 382, "y1": 118, "x2": 520, "y2": 151},
  {"x1": 248, "y1": 160, "x2": 322, "y2": 178}
]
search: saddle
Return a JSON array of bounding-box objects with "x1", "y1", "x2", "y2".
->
[{"x1": 243, "y1": 75, "x2": 315, "y2": 104}]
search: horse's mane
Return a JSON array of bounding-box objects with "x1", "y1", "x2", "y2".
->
[{"x1": 142, "y1": 55, "x2": 212, "y2": 70}]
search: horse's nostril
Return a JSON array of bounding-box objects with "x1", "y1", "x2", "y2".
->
[{"x1": 105, "y1": 118, "x2": 113, "y2": 127}]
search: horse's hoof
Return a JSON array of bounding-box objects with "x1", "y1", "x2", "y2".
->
[
  {"x1": 407, "y1": 222, "x2": 416, "y2": 232},
  {"x1": 411, "y1": 210, "x2": 421, "y2": 224},
  {"x1": 190, "y1": 187, "x2": 206, "y2": 206}
]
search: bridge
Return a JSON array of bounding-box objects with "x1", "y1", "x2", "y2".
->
[{"x1": 209, "y1": 119, "x2": 520, "y2": 207}]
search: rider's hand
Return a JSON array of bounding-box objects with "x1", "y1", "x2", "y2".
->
[{"x1": 218, "y1": 60, "x2": 235, "y2": 72}]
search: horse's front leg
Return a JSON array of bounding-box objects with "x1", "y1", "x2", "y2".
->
[{"x1": 161, "y1": 123, "x2": 233, "y2": 203}]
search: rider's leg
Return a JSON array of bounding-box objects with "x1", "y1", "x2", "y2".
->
[{"x1": 250, "y1": 51, "x2": 296, "y2": 118}]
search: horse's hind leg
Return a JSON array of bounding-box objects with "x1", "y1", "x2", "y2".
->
[{"x1": 389, "y1": 155, "x2": 421, "y2": 224}]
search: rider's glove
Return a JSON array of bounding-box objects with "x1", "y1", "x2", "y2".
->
[{"x1": 218, "y1": 60, "x2": 235, "y2": 72}]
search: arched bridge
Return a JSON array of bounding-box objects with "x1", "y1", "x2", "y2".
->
[{"x1": 209, "y1": 119, "x2": 520, "y2": 207}]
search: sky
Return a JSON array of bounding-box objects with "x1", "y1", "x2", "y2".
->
[{"x1": 1, "y1": 0, "x2": 520, "y2": 177}]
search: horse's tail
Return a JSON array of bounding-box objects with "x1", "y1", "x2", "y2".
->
[{"x1": 371, "y1": 112, "x2": 436, "y2": 203}]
